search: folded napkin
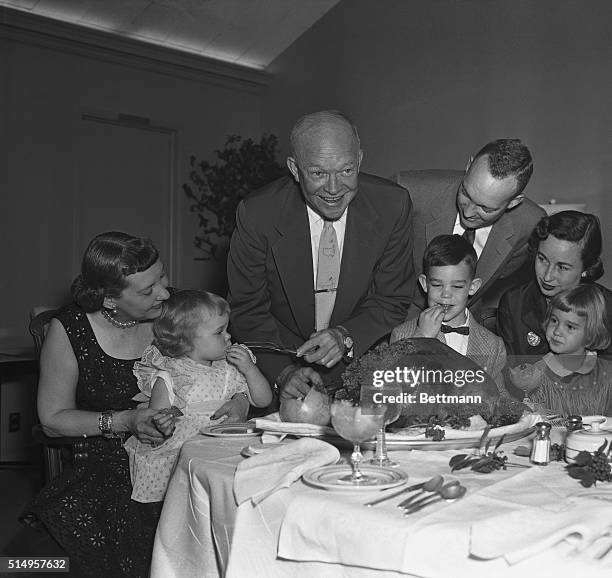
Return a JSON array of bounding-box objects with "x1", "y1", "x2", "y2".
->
[
  {"x1": 387, "y1": 412, "x2": 541, "y2": 441},
  {"x1": 233, "y1": 437, "x2": 339, "y2": 505},
  {"x1": 471, "y1": 497, "x2": 612, "y2": 564},
  {"x1": 255, "y1": 413, "x2": 337, "y2": 437},
  {"x1": 278, "y1": 448, "x2": 473, "y2": 577}
]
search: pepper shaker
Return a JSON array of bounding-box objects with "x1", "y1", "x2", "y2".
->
[{"x1": 566, "y1": 415, "x2": 582, "y2": 433}]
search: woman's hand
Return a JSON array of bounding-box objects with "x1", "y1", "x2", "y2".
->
[
  {"x1": 211, "y1": 395, "x2": 249, "y2": 423},
  {"x1": 124, "y1": 408, "x2": 167, "y2": 445}
]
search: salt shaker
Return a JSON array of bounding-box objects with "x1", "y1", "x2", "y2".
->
[{"x1": 531, "y1": 422, "x2": 552, "y2": 465}]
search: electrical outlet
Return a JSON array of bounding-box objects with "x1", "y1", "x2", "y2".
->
[{"x1": 9, "y1": 412, "x2": 21, "y2": 432}]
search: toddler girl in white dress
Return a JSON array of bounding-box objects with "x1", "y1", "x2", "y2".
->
[{"x1": 124, "y1": 289, "x2": 272, "y2": 502}]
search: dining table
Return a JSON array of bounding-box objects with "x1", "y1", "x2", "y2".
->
[{"x1": 150, "y1": 424, "x2": 612, "y2": 578}]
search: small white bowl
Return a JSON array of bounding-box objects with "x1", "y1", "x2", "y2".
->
[
  {"x1": 581, "y1": 415, "x2": 608, "y2": 427},
  {"x1": 565, "y1": 416, "x2": 612, "y2": 463}
]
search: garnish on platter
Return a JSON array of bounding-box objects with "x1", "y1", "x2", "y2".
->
[
  {"x1": 565, "y1": 440, "x2": 612, "y2": 487},
  {"x1": 447, "y1": 427, "x2": 532, "y2": 473},
  {"x1": 411, "y1": 398, "x2": 529, "y2": 441},
  {"x1": 449, "y1": 428, "x2": 509, "y2": 473}
]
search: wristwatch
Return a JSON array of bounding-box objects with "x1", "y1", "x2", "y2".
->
[{"x1": 336, "y1": 325, "x2": 354, "y2": 358}]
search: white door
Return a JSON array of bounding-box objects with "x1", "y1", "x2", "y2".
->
[{"x1": 74, "y1": 112, "x2": 177, "y2": 277}]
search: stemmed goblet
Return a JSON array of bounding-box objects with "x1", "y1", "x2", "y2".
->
[
  {"x1": 507, "y1": 362, "x2": 544, "y2": 404},
  {"x1": 330, "y1": 400, "x2": 386, "y2": 484},
  {"x1": 369, "y1": 383, "x2": 403, "y2": 467}
]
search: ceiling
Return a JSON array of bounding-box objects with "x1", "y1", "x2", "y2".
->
[{"x1": 0, "y1": 0, "x2": 340, "y2": 69}]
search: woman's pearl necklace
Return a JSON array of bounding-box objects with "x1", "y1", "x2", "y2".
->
[{"x1": 101, "y1": 308, "x2": 138, "y2": 329}]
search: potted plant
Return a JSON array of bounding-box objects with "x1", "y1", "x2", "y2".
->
[{"x1": 183, "y1": 134, "x2": 285, "y2": 263}]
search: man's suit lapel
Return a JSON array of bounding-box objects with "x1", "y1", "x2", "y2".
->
[
  {"x1": 475, "y1": 214, "x2": 515, "y2": 292},
  {"x1": 330, "y1": 188, "x2": 382, "y2": 327},
  {"x1": 271, "y1": 187, "x2": 315, "y2": 339}
]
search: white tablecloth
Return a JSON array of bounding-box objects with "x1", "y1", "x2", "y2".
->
[{"x1": 151, "y1": 432, "x2": 612, "y2": 578}]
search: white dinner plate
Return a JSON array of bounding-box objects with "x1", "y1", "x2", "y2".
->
[
  {"x1": 303, "y1": 464, "x2": 408, "y2": 491},
  {"x1": 200, "y1": 423, "x2": 261, "y2": 437}
]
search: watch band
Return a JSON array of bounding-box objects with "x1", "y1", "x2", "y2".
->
[{"x1": 336, "y1": 325, "x2": 354, "y2": 358}]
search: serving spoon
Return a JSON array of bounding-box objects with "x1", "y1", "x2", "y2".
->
[
  {"x1": 396, "y1": 475, "x2": 445, "y2": 509},
  {"x1": 403, "y1": 482, "x2": 467, "y2": 515}
]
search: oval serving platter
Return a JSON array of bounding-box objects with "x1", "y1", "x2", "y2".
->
[
  {"x1": 362, "y1": 424, "x2": 536, "y2": 451},
  {"x1": 200, "y1": 422, "x2": 261, "y2": 437}
]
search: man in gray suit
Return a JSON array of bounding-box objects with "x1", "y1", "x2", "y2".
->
[{"x1": 396, "y1": 139, "x2": 545, "y2": 329}]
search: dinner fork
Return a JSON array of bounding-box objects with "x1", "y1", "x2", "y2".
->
[
  {"x1": 242, "y1": 341, "x2": 353, "y2": 364},
  {"x1": 241, "y1": 341, "x2": 298, "y2": 355},
  {"x1": 544, "y1": 414, "x2": 567, "y2": 427}
]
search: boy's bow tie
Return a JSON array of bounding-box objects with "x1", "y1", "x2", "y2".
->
[{"x1": 441, "y1": 325, "x2": 469, "y2": 335}]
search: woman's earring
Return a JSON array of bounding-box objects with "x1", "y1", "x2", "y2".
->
[{"x1": 581, "y1": 272, "x2": 587, "y2": 278}]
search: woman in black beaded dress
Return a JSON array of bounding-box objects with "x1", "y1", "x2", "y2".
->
[{"x1": 22, "y1": 232, "x2": 174, "y2": 577}]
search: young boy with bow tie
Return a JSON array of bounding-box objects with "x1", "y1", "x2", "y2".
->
[{"x1": 391, "y1": 234, "x2": 507, "y2": 392}]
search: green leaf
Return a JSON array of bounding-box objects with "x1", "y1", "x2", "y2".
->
[
  {"x1": 513, "y1": 445, "x2": 531, "y2": 457},
  {"x1": 566, "y1": 466, "x2": 586, "y2": 479},
  {"x1": 573, "y1": 451, "x2": 593, "y2": 467},
  {"x1": 470, "y1": 456, "x2": 494, "y2": 470},
  {"x1": 450, "y1": 456, "x2": 479, "y2": 472},
  {"x1": 478, "y1": 425, "x2": 491, "y2": 453},
  {"x1": 579, "y1": 471, "x2": 597, "y2": 487},
  {"x1": 449, "y1": 454, "x2": 468, "y2": 469},
  {"x1": 494, "y1": 434, "x2": 506, "y2": 452}
]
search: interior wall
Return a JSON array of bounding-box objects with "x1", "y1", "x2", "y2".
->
[
  {"x1": 0, "y1": 13, "x2": 265, "y2": 351},
  {"x1": 262, "y1": 0, "x2": 612, "y2": 288}
]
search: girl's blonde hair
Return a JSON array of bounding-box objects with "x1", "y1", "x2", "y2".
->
[
  {"x1": 153, "y1": 289, "x2": 229, "y2": 357},
  {"x1": 544, "y1": 285, "x2": 610, "y2": 351}
]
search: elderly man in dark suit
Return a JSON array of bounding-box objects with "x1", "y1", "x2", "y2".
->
[
  {"x1": 397, "y1": 139, "x2": 545, "y2": 329},
  {"x1": 227, "y1": 110, "x2": 415, "y2": 400}
]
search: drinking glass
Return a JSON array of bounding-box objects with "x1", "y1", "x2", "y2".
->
[
  {"x1": 330, "y1": 400, "x2": 386, "y2": 484},
  {"x1": 369, "y1": 383, "x2": 403, "y2": 467}
]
